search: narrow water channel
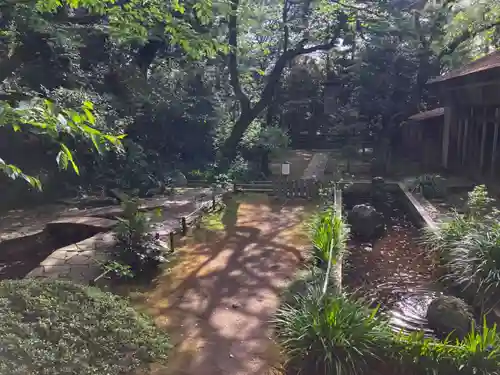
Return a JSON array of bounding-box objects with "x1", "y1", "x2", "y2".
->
[{"x1": 343, "y1": 187, "x2": 442, "y2": 334}]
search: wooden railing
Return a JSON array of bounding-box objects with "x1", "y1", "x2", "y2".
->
[{"x1": 187, "y1": 179, "x2": 322, "y2": 199}]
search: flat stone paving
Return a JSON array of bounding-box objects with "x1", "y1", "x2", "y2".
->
[
  {"x1": 0, "y1": 188, "x2": 215, "y2": 242},
  {"x1": 0, "y1": 188, "x2": 219, "y2": 284},
  {"x1": 27, "y1": 231, "x2": 116, "y2": 283},
  {"x1": 301, "y1": 152, "x2": 329, "y2": 180}
]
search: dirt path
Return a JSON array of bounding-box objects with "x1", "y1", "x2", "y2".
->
[{"x1": 129, "y1": 195, "x2": 312, "y2": 375}]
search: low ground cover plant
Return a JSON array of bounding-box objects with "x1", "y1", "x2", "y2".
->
[{"x1": 0, "y1": 279, "x2": 170, "y2": 375}]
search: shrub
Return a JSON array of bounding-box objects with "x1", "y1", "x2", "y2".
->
[
  {"x1": 274, "y1": 285, "x2": 392, "y2": 375},
  {"x1": 410, "y1": 174, "x2": 446, "y2": 199},
  {"x1": 113, "y1": 198, "x2": 168, "y2": 277},
  {"x1": 0, "y1": 279, "x2": 170, "y2": 375}
]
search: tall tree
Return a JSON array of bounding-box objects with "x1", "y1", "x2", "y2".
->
[{"x1": 220, "y1": 0, "x2": 358, "y2": 162}]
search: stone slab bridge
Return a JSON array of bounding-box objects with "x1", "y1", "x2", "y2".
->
[{"x1": 0, "y1": 188, "x2": 219, "y2": 284}]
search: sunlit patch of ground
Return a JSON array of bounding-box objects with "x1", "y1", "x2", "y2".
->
[{"x1": 124, "y1": 194, "x2": 315, "y2": 375}]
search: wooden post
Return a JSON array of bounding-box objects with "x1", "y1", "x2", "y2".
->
[
  {"x1": 442, "y1": 107, "x2": 452, "y2": 168},
  {"x1": 462, "y1": 111, "x2": 469, "y2": 166},
  {"x1": 492, "y1": 108, "x2": 500, "y2": 177},
  {"x1": 457, "y1": 117, "x2": 462, "y2": 161},
  {"x1": 181, "y1": 217, "x2": 187, "y2": 236},
  {"x1": 212, "y1": 192, "x2": 216, "y2": 209},
  {"x1": 169, "y1": 232, "x2": 174, "y2": 251},
  {"x1": 480, "y1": 108, "x2": 488, "y2": 171}
]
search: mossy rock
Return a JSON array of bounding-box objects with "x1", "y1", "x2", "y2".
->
[{"x1": 426, "y1": 295, "x2": 474, "y2": 340}]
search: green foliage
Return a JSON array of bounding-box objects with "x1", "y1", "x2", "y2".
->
[
  {"x1": 102, "y1": 260, "x2": 135, "y2": 279},
  {"x1": 0, "y1": 99, "x2": 124, "y2": 189},
  {"x1": 310, "y1": 207, "x2": 348, "y2": 267},
  {"x1": 438, "y1": 0, "x2": 500, "y2": 65},
  {"x1": 422, "y1": 185, "x2": 500, "y2": 305},
  {"x1": 276, "y1": 278, "x2": 500, "y2": 375},
  {"x1": 113, "y1": 198, "x2": 168, "y2": 276},
  {"x1": 35, "y1": 0, "x2": 222, "y2": 57},
  {"x1": 421, "y1": 212, "x2": 477, "y2": 260},
  {"x1": 446, "y1": 223, "x2": 500, "y2": 304},
  {"x1": 394, "y1": 319, "x2": 500, "y2": 375},
  {"x1": 274, "y1": 286, "x2": 392, "y2": 375},
  {"x1": 411, "y1": 174, "x2": 447, "y2": 199},
  {"x1": 0, "y1": 279, "x2": 170, "y2": 375},
  {"x1": 467, "y1": 184, "x2": 496, "y2": 219}
]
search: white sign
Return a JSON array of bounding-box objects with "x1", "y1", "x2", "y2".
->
[{"x1": 281, "y1": 162, "x2": 290, "y2": 176}]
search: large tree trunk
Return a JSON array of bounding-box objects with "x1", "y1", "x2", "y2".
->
[
  {"x1": 221, "y1": 112, "x2": 255, "y2": 163},
  {"x1": 220, "y1": 0, "x2": 342, "y2": 162}
]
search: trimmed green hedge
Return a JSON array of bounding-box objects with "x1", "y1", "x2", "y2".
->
[{"x1": 0, "y1": 279, "x2": 170, "y2": 375}]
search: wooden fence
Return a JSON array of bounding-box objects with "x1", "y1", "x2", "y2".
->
[
  {"x1": 186, "y1": 179, "x2": 322, "y2": 199},
  {"x1": 272, "y1": 179, "x2": 321, "y2": 199}
]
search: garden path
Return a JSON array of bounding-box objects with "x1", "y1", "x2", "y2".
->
[
  {"x1": 129, "y1": 195, "x2": 313, "y2": 375},
  {"x1": 301, "y1": 151, "x2": 329, "y2": 180}
]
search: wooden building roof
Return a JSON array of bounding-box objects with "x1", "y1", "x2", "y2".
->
[
  {"x1": 428, "y1": 50, "x2": 500, "y2": 84},
  {"x1": 408, "y1": 107, "x2": 445, "y2": 121}
]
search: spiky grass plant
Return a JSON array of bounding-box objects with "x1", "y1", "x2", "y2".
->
[
  {"x1": 420, "y1": 211, "x2": 478, "y2": 262},
  {"x1": 274, "y1": 285, "x2": 392, "y2": 375},
  {"x1": 310, "y1": 208, "x2": 349, "y2": 266},
  {"x1": 420, "y1": 185, "x2": 498, "y2": 262},
  {"x1": 445, "y1": 223, "x2": 500, "y2": 304},
  {"x1": 395, "y1": 318, "x2": 500, "y2": 375}
]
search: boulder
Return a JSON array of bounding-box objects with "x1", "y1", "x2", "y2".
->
[
  {"x1": 371, "y1": 176, "x2": 385, "y2": 188},
  {"x1": 426, "y1": 295, "x2": 474, "y2": 340},
  {"x1": 348, "y1": 204, "x2": 384, "y2": 240}
]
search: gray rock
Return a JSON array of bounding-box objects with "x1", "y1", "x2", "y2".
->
[
  {"x1": 426, "y1": 295, "x2": 474, "y2": 340},
  {"x1": 348, "y1": 204, "x2": 384, "y2": 240},
  {"x1": 371, "y1": 176, "x2": 385, "y2": 187}
]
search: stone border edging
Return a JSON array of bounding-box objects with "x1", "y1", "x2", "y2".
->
[{"x1": 396, "y1": 182, "x2": 439, "y2": 231}]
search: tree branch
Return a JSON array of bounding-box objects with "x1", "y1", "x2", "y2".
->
[
  {"x1": 251, "y1": 36, "x2": 339, "y2": 118},
  {"x1": 438, "y1": 21, "x2": 500, "y2": 60},
  {"x1": 228, "y1": 0, "x2": 251, "y2": 111},
  {"x1": 298, "y1": 40, "x2": 338, "y2": 55}
]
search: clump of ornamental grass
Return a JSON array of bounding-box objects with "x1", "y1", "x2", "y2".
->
[
  {"x1": 310, "y1": 207, "x2": 349, "y2": 266},
  {"x1": 273, "y1": 284, "x2": 392, "y2": 375},
  {"x1": 445, "y1": 223, "x2": 500, "y2": 305}
]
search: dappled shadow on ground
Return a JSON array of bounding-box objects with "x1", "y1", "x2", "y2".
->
[{"x1": 127, "y1": 196, "x2": 313, "y2": 375}]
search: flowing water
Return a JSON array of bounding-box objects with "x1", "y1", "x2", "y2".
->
[{"x1": 343, "y1": 188, "x2": 443, "y2": 335}]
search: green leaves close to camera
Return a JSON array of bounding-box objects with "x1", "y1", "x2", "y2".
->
[{"x1": 0, "y1": 99, "x2": 124, "y2": 190}]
